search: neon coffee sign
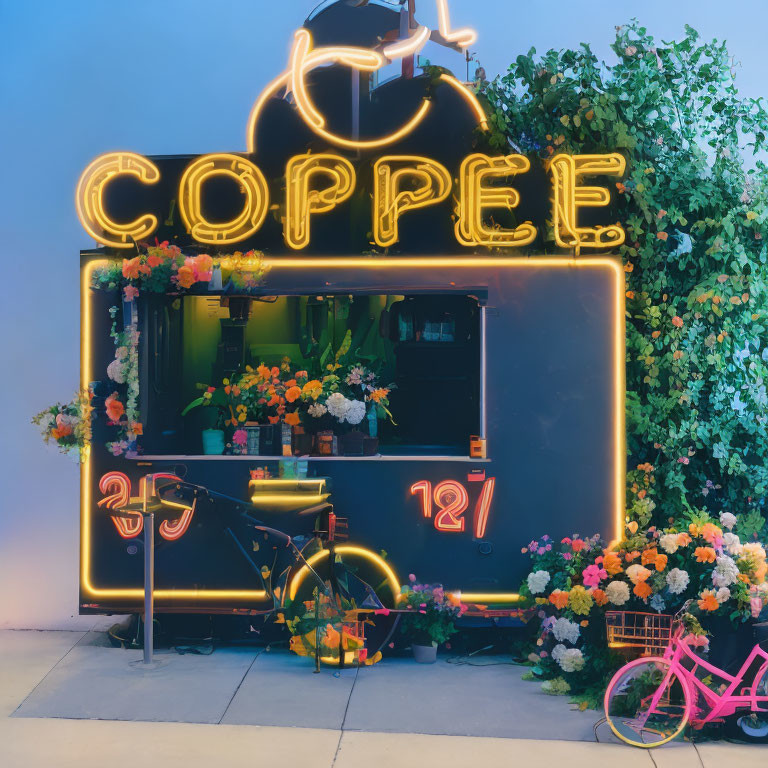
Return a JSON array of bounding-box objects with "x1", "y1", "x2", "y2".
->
[{"x1": 75, "y1": 2, "x2": 626, "y2": 254}]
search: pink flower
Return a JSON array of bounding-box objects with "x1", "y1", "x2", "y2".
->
[
  {"x1": 232, "y1": 429, "x2": 247, "y2": 446},
  {"x1": 123, "y1": 285, "x2": 139, "y2": 302},
  {"x1": 677, "y1": 457, "x2": 690, "y2": 465},
  {"x1": 582, "y1": 564, "x2": 608, "y2": 588},
  {"x1": 408, "y1": 573, "x2": 416, "y2": 582},
  {"x1": 562, "y1": 552, "x2": 573, "y2": 561}
]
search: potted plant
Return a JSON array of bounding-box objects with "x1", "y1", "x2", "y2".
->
[
  {"x1": 399, "y1": 576, "x2": 465, "y2": 663},
  {"x1": 181, "y1": 378, "x2": 243, "y2": 455}
]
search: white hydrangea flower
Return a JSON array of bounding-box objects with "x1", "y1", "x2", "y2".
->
[
  {"x1": 666, "y1": 568, "x2": 690, "y2": 595},
  {"x1": 326, "y1": 392, "x2": 350, "y2": 420},
  {"x1": 308, "y1": 403, "x2": 327, "y2": 418},
  {"x1": 659, "y1": 533, "x2": 679, "y2": 554},
  {"x1": 605, "y1": 581, "x2": 630, "y2": 605},
  {"x1": 719, "y1": 512, "x2": 737, "y2": 530},
  {"x1": 552, "y1": 617, "x2": 580, "y2": 644},
  {"x1": 526, "y1": 570, "x2": 550, "y2": 595},
  {"x1": 344, "y1": 399, "x2": 366, "y2": 425},
  {"x1": 722, "y1": 532, "x2": 742, "y2": 556},
  {"x1": 107, "y1": 358, "x2": 126, "y2": 384},
  {"x1": 712, "y1": 555, "x2": 740, "y2": 588},
  {"x1": 715, "y1": 587, "x2": 731, "y2": 604},
  {"x1": 552, "y1": 644, "x2": 585, "y2": 673}
]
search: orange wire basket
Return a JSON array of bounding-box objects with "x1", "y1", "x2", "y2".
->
[{"x1": 605, "y1": 611, "x2": 673, "y2": 656}]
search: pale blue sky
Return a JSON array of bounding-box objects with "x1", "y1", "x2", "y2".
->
[{"x1": 0, "y1": 0, "x2": 766, "y2": 627}]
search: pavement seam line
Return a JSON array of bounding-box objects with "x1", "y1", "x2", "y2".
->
[
  {"x1": 691, "y1": 741, "x2": 706, "y2": 768},
  {"x1": 331, "y1": 665, "x2": 360, "y2": 767},
  {"x1": 216, "y1": 648, "x2": 262, "y2": 724},
  {"x1": 9, "y1": 630, "x2": 88, "y2": 716}
]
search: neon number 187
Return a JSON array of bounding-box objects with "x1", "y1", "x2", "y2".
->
[{"x1": 410, "y1": 478, "x2": 496, "y2": 538}]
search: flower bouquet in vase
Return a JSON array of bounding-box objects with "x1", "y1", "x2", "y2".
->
[{"x1": 399, "y1": 576, "x2": 465, "y2": 663}]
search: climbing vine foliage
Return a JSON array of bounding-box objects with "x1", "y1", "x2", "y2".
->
[{"x1": 483, "y1": 22, "x2": 768, "y2": 531}]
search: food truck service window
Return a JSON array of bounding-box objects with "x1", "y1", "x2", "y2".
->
[{"x1": 137, "y1": 291, "x2": 485, "y2": 459}]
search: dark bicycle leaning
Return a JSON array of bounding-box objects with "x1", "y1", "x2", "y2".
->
[{"x1": 148, "y1": 475, "x2": 401, "y2": 668}]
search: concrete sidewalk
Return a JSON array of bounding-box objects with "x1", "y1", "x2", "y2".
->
[{"x1": 1, "y1": 629, "x2": 765, "y2": 767}]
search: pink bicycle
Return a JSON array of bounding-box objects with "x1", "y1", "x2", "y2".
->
[{"x1": 604, "y1": 603, "x2": 768, "y2": 748}]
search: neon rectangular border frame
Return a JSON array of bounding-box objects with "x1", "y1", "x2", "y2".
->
[{"x1": 81, "y1": 256, "x2": 626, "y2": 606}]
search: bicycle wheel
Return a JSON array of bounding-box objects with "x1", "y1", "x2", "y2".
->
[
  {"x1": 284, "y1": 544, "x2": 400, "y2": 666},
  {"x1": 604, "y1": 657, "x2": 691, "y2": 748}
]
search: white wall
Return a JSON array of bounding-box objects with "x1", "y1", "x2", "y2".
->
[{"x1": 1, "y1": 0, "x2": 764, "y2": 628}]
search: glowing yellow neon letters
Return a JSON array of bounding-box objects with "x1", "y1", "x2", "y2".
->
[
  {"x1": 373, "y1": 156, "x2": 452, "y2": 248},
  {"x1": 285, "y1": 154, "x2": 356, "y2": 250},
  {"x1": 75, "y1": 152, "x2": 160, "y2": 249},
  {"x1": 456, "y1": 154, "x2": 536, "y2": 247},
  {"x1": 178, "y1": 153, "x2": 269, "y2": 245},
  {"x1": 76, "y1": 151, "x2": 626, "y2": 250},
  {"x1": 549, "y1": 153, "x2": 626, "y2": 250}
]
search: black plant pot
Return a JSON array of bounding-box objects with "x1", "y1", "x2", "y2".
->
[{"x1": 340, "y1": 429, "x2": 365, "y2": 456}]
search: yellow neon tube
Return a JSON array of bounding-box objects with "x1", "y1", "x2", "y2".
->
[
  {"x1": 372, "y1": 156, "x2": 452, "y2": 248},
  {"x1": 455, "y1": 153, "x2": 536, "y2": 247},
  {"x1": 438, "y1": 74, "x2": 489, "y2": 131},
  {"x1": 383, "y1": 25, "x2": 430, "y2": 60},
  {"x1": 82, "y1": 257, "x2": 624, "y2": 602},
  {"x1": 75, "y1": 153, "x2": 160, "y2": 249},
  {"x1": 455, "y1": 593, "x2": 522, "y2": 603},
  {"x1": 250, "y1": 495, "x2": 328, "y2": 505},
  {"x1": 287, "y1": 545, "x2": 400, "y2": 603},
  {"x1": 436, "y1": 0, "x2": 477, "y2": 49},
  {"x1": 549, "y1": 153, "x2": 626, "y2": 250},
  {"x1": 285, "y1": 154, "x2": 356, "y2": 250},
  {"x1": 245, "y1": 31, "x2": 488, "y2": 153},
  {"x1": 177, "y1": 153, "x2": 269, "y2": 245}
]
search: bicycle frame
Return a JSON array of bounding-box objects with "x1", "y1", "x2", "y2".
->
[{"x1": 663, "y1": 626, "x2": 768, "y2": 723}]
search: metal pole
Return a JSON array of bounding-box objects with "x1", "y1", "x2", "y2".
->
[
  {"x1": 314, "y1": 587, "x2": 321, "y2": 674},
  {"x1": 143, "y1": 476, "x2": 155, "y2": 664}
]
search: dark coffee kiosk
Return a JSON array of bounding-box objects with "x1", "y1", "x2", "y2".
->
[{"x1": 77, "y1": 0, "x2": 624, "y2": 662}]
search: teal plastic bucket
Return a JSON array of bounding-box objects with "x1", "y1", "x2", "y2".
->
[{"x1": 202, "y1": 429, "x2": 225, "y2": 455}]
